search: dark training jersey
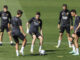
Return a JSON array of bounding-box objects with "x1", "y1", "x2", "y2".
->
[
  {"x1": 74, "y1": 16, "x2": 80, "y2": 32},
  {"x1": 28, "y1": 17, "x2": 42, "y2": 33},
  {"x1": 11, "y1": 17, "x2": 22, "y2": 35},
  {"x1": 58, "y1": 9, "x2": 73, "y2": 27},
  {"x1": 0, "y1": 11, "x2": 12, "y2": 26}
]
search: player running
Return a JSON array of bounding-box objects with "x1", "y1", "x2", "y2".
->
[
  {"x1": 56, "y1": 4, "x2": 73, "y2": 48},
  {"x1": 0, "y1": 5, "x2": 13, "y2": 46},
  {"x1": 69, "y1": 10, "x2": 80, "y2": 55},
  {"x1": 10, "y1": 10, "x2": 27, "y2": 56},
  {"x1": 26, "y1": 12, "x2": 43, "y2": 53}
]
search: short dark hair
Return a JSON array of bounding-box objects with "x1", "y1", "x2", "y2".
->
[
  {"x1": 17, "y1": 10, "x2": 23, "y2": 15},
  {"x1": 4, "y1": 5, "x2": 8, "y2": 9},
  {"x1": 63, "y1": 4, "x2": 67, "y2": 8},
  {"x1": 71, "y1": 9, "x2": 76, "y2": 14},
  {"x1": 36, "y1": 12, "x2": 40, "y2": 16}
]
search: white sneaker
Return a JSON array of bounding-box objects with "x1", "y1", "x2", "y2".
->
[
  {"x1": 30, "y1": 49, "x2": 33, "y2": 54},
  {"x1": 16, "y1": 52, "x2": 19, "y2": 56},
  {"x1": 20, "y1": 50, "x2": 24, "y2": 56},
  {"x1": 69, "y1": 51, "x2": 75, "y2": 54},
  {"x1": 56, "y1": 45, "x2": 59, "y2": 48},
  {"x1": 73, "y1": 53, "x2": 79, "y2": 56}
]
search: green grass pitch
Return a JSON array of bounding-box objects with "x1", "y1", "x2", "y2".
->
[{"x1": 0, "y1": 0, "x2": 80, "y2": 60}]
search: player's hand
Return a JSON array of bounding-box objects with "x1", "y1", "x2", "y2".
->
[
  {"x1": 58, "y1": 24, "x2": 60, "y2": 29},
  {"x1": 75, "y1": 30, "x2": 77, "y2": 34},
  {"x1": 70, "y1": 26, "x2": 73, "y2": 30}
]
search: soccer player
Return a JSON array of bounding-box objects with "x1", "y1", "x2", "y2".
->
[
  {"x1": 56, "y1": 4, "x2": 73, "y2": 48},
  {"x1": 11, "y1": 10, "x2": 27, "y2": 56},
  {"x1": 26, "y1": 12, "x2": 43, "y2": 53},
  {"x1": 69, "y1": 10, "x2": 80, "y2": 55},
  {"x1": 0, "y1": 5, "x2": 13, "y2": 46}
]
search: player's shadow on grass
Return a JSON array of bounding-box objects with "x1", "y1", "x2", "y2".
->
[
  {"x1": 45, "y1": 50, "x2": 57, "y2": 54},
  {"x1": 45, "y1": 50, "x2": 56, "y2": 52},
  {"x1": 30, "y1": 54, "x2": 47, "y2": 56},
  {"x1": 24, "y1": 50, "x2": 56, "y2": 56},
  {"x1": 24, "y1": 54, "x2": 47, "y2": 56}
]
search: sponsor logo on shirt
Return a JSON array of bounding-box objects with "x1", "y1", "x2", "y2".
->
[
  {"x1": 2, "y1": 13, "x2": 8, "y2": 20},
  {"x1": 62, "y1": 16, "x2": 68, "y2": 20}
]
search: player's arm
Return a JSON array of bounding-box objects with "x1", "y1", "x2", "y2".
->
[
  {"x1": 18, "y1": 20, "x2": 26, "y2": 36},
  {"x1": 8, "y1": 12, "x2": 12, "y2": 29},
  {"x1": 40, "y1": 20, "x2": 43, "y2": 37},
  {"x1": 75, "y1": 23, "x2": 80, "y2": 33},
  {"x1": 70, "y1": 13, "x2": 73, "y2": 30},
  {"x1": 58, "y1": 12, "x2": 62, "y2": 29},
  {"x1": 26, "y1": 18, "x2": 33, "y2": 33},
  {"x1": 40, "y1": 28, "x2": 43, "y2": 37},
  {"x1": 26, "y1": 22, "x2": 29, "y2": 33},
  {"x1": 19, "y1": 26, "x2": 26, "y2": 36}
]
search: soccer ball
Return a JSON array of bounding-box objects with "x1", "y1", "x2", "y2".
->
[{"x1": 39, "y1": 50, "x2": 45, "y2": 55}]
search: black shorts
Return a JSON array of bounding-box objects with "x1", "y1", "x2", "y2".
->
[
  {"x1": 12, "y1": 32, "x2": 25, "y2": 43},
  {"x1": 29, "y1": 31, "x2": 41, "y2": 38},
  {"x1": 60, "y1": 26, "x2": 70, "y2": 34},
  {"x1": 1, "y1": 25, "x2": 9, "y2": 32},
  {"x1": 76, "y1": 32, "x2": 80, "y2": 37}
]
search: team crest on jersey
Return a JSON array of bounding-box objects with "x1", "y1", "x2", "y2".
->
[
  {"x1": 66, "y1": 12, "x2": 69, "y2": 15},
  {"x1": 7, "y1": 14, "x2": 8, "y2": 16},
  {"x1": 38, "y1": 21, "x2": 40, "y2": 24}
]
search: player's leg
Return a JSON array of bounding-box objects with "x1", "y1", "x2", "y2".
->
[
  {"x1": 38, "y1": 36, "x2": 43, "y2": 52},
  {"x1": 69, "y1": 35, "x2": 76, "y2": 54},
  {"x1": 56, "y1": 26, "x2": 64, "y2": 48},
  {"x1": 20, "y1": 39, "x2": 27, "y2": 55},
  {"x1": 66, "y1": 26, "x2": 72, "y2": 48},
  {"x1": 56, "y1": 33, "x2": 63, "y2": 48},
  {"x1": 6, "y1": 26, "x2": 13, "y2": 45},
  {"x1": 73, "y1": 34, "x2": 79, "y2": 55},
  {"x1": 19, "y1": 33, "x2": 27, "y2": 55},
  {"x1": 71, "y1": 34, "x2": 76, "y2": 53},
  {"x1": 8, "y1": 31, "x2": 13, "y2": 45},
  {"x1": 15, "y1": 40, "x2": 19, "y2": 56},
  {"x1": 66, "y1": 33, "x2": 72, "y2": 48},
  {"x1": 0, "y1": 26, "x2": 4, "y2": 45},
  {"x1": 13, "y1": 36, "x2": 19, "y2": 56},
  {"x1": 30, "y1": 35, "x2": 36, "y2": 53},
  {"x1": 0, "y1": 32, "x2": 4, "y2": 45}
]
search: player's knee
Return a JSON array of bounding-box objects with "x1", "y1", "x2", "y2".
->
[
  {"x1": 40, "y1": 37, "x2": 43, "y2": 40},
  {"x1": 33, "y1": 35, "x2": 36, "y2": 40},
  {"x1": 39, "y1": 36, "x2": 43, "y2": 40},
  {"x1": 59, "y1": 33, "x2": 63, "y2": 37},
  {"x1": 72, "y1": 34, "x2": 74, "y2": 37}
]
